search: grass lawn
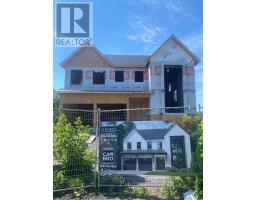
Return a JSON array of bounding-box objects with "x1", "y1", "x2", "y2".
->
[{"x1": 145, "y1": 171, "x2": 196, "y2": 176}]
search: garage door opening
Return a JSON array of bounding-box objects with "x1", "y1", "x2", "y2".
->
[
  {"x1": 138, "y1": 158, "x2": 152, "y2": 171},
  {"x1": 123, "y1": 158, "x2": 136, "y2": 170}
]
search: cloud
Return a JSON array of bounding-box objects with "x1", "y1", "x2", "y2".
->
[
  {"x1": 195, "y1": 63, "x2": 203, "y2": 72},
  {"x1": 164, "y1": 0, "x2": 183, "y2": 13},
  {"x1": 195, "y1": 63, "x2": 203, "y2": 83},
  {"x1": 125, "y1": 0, "x2": 199, "y2": 53},
  {"x1": 129, "y1": 0, "x2": 183, "y2": 12},
  {"x1": 196, "y1": 89, "x2": 203, "y2": 96},
  {"x1": 126, "y1": 0, "x2": 195, "y2": 23},
  {"x1": 195, "y1": 67, "x2": 203, "y2": 105},
  {"x1": 182, "y1": 33, "x2": 203, "y2": 54},
  {"x1": 196, "y1": 76, "x2": 203, "y2": 83},
  {"x1": 127, "y1": 17, "x2": 165, "y2": 53},
  {"x1": 127, "y1": 17, "x2": 163, "y2": 43},
  {"x1": 196, "y1": 88, "x2": 203, "y2": 105}
]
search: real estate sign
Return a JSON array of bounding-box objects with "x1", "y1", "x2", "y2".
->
[
  {"x1": 99, "y1": 125, "x2": 118, "y2": 171},
  {"x1": 98, "y1": 121, "x2": 190, "y2": 173}
]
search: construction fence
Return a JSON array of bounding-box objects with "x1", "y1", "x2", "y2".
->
[{"x1": 53, "y1": 106, "x2": 202, "y2": 193}]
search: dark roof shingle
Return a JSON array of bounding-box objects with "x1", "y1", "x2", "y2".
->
[
  {"x1": 104, "y1": 55, "x2": 149, "y2": 67},
  {"x1": 137, "y1": 128, "x2": 170, "y2": 140}
]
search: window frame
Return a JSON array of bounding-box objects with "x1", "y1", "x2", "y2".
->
[
  {"x1": 115, "y1": 71, "x2": 124, "y2": 82},
  {"x1": 147, "y1": 141, "x2": 152, "y2": 150},
  {"x1": 127, "y1": 142, "x2": 132, "y2": 150},
  {"x1": 157, "y1": 141, "x2": 162, "y2": 149},
  {"x1": 70, "y1": 70, "x2": 83, "y2": 85},
  {"x1": 137, "y1": 142, "x2": 141, "y2": 150},
  {"x1": 93, "y1": 71, "x2": 105, "y2": 85},
  {"x1": 135, "y1": 71, "x2": 144, "y2": 82}
]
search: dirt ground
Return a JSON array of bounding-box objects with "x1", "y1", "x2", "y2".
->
[
  {"x1": 54, "y1": 175, "x2": 170, "y2": 200},
  {"x1": 54, "y1": 187, "x2": 166, "y2": 200}
]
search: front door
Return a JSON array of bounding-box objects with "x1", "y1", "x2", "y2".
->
[
  {"x1": 170, "y1": 136, "x2": 186, "y2": 169},
  {"x1": 156, "y1": 157, "x2": 165, "y2": 170}
]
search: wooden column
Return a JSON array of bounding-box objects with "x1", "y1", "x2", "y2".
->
[
  {"x1": 126, "y1": 95, "x2": 130, "y2": 121},
  {"x1": 93, "y1": 103, "x2": 97, "y2": 128}
]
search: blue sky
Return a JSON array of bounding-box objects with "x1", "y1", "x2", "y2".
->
[{"x1": 54, "y1": 0, "x2": 203, "y2": 105}]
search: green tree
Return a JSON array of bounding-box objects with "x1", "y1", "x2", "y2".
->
[
  {"x1": 177, "y1": 114, "x2": 200, "y2": 134},
  {"x1": 177, "y1": 114, "x2": 201, "y2": 153},
  {"x1": 53, "y1": 89, "x2": 60, "y2": 123},
  {"x1": 190, "y1": 121, "x2": 203, "y2": 174},
  {"x1": 53, "y1": 114, "x2": 95, "y2": 189},
  {"x1": 192, "y1": 121, "x2": 203, "y2": 199}
]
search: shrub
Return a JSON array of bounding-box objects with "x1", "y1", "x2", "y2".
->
[
  {"x1": 190, "y1": 121, "x2": 203, "y2": 198},
  {"x1": 162, "y1": 176, "x2": 195, "y2": 200},
  {"x1": 53, "y1": 114, "x2": 95, "y2": 190},
  {"x1": 193, "y1": 176, "x2": 203, "y2": 200},
  {"x1": 132, "y1": 187, "x2": 150, "y2": 198},
  {"x1": 190, "y1": 152, "x2": 202, "y2": 174},
  {"x1": 100, "y1": 174, "x2": 127, "y2": 193},
  {"x1": 53, "y1": 171, "x2": 68, "y2": 190}
]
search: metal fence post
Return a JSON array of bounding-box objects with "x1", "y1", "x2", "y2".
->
[{"x1": 95, "y1": 108, "x2": 101, "y2": 191}]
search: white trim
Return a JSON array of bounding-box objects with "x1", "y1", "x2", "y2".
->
[{"x1": 146, "y1": 35, "x2": 200, "y2": 65}]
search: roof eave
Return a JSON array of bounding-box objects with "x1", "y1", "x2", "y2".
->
[
  {"x1": 146, "y1": 34, "x2": 201, "y2": 66},
  {"x1": 172, "y1": 35, "x2": 201, "y2": 65},
  {"x1": 60, "y1": 45, "x2": 113, "y2": 68}
]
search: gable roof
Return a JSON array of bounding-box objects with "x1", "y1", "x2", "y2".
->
[
  {"x1": 133, "y1": 123, "x2": 176, "y2": 140},
  {"x1": 147, "y1": 34, "x2": 200, "y2": 65},
  {"x1": 136, "y1": 128, "x2": 170, "y2": 140},
  {"x1": 104, "y1": 55, "x2": 149, "y2": 67},
  {"x1": 60, "y1": 34, "x2": 200, "y2": 68},
  {"x1": 60, "y1": 45, "x2": 113, "y2": 67}
]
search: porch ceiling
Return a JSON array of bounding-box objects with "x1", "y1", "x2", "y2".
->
[{"x1": 121, "y1": 150, "x2": 167, "y2": 155}]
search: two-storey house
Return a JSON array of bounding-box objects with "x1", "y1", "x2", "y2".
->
[
  {"x1": 59, "y1": 35, "x2": 200, "y2": 127},
  {"x1": 122, "y1": 122, "x2": 191, "y2": 171}
]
